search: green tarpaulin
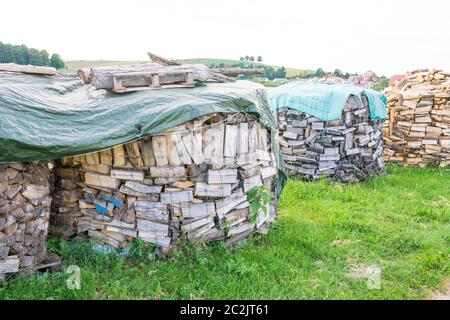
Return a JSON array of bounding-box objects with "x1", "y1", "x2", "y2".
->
[
  {"x1": 268, "y1": 82, "x2": 387, "y2": 121},
  {"x1": 0, "y1": 74, "x2": 275, "y2": 161}
]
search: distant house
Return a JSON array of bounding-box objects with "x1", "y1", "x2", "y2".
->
[
  {"x1": 317, "y1": 75, "x2": 347, "y2": 84},
  {"x1": 389, "y1": 74, "x2": 404, "y2": 87},
  {"x1": 349, "y1": 71, "x2": 380, "y2": 89}
]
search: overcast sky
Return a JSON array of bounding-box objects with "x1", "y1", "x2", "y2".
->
[{"x1": 1, "y1": 0, "x2": 449, "y2": 76}]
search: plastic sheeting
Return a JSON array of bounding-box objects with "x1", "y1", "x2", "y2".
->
[
  {"x1": 268, "y1": 82, "x2": 387, "y2": 121},
  {"x1": 0, "y1": 74, "x2": 276, "y2": 162}
]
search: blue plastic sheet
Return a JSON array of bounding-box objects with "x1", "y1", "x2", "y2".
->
[{"x1": 268, "y1": 82, "x2": 387, "y2": 121}]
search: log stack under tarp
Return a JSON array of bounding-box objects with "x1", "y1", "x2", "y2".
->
[
  {"x1": 383, "y1": 69, "x2": 450, "y2": 167},
  {"x1": 0, "y1": 161, "x2": 53, "y2": 280},
  {"x1": 53, "y1": 113, "x2": 279, "y2": 251},
  {"x1": 77, "y1": 52, "x2": 265, "y2": 92},
  {"x1": 277, "y1": 94, "x2": 385, "y2": 182}
]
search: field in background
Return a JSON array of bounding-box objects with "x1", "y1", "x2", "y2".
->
[
  {"x1": 0, "y1": 165, "x2": 448, "y2": 300},
  {"x1": 64, "y1": 60, "x2": 146, "y2": 72},
  {"x1": 65, "y1": 58, "x2": 312, "y2": 78}
]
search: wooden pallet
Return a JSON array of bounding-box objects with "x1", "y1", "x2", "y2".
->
[
  {"x1": 0, "y1": 253, "x2": 61, "y2": 281},
  {"x1": 112, "y1": 70, "x2": 195, "y2": 93}
]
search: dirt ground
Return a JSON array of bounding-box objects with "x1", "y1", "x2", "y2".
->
[{"x1": 427, "y1": 280, "x2": 450, "y2": 300}]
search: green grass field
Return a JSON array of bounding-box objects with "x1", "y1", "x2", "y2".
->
[
  {"x1": 0, "y1": 165, "x2": 448, "y2": 300},
  {"x1": 64, "y1": 58, "x2": 311, "y2": 78}
]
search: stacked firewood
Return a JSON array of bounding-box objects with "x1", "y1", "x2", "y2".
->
[
  {"x1": 277, "y1": 95, "x2": 385, "y2": 182},
  {"x1": 0, "y1": 162, "x2": 52, "y2": 280},
  {"x1": 54, "y1": 113, "x2": 279, "y2": 250},
  {"x1": 383, "y1": 69, "x2": 450, "y2": 167},
  {"x1": 50, "y1": 165, "x2": 83, "y2": 238}
]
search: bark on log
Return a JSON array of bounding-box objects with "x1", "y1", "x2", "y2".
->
[
  {"x1": 147, "y1": 52, "x2": 181, "y2": 66},
  {"x1": 78, "y1": 64, "x2": 215, "y2": 89},
  {"x1": 0, "y1": 63, "x2": 57, "y2": 76}
]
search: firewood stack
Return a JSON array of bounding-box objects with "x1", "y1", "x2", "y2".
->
[
  {"x1": 0, "y1": 161, "x2": 52, "y2": 280},
  {"x1": 277, "y1": 95, "x2": 385, "y2": 182},
  {"x1": 53, "y1": 113, "x2": 279, "y2": 250},
  {"x1": 383, "y1": 69, "x2": 450, "y2": 167},
  {"x1": 50, "y1": 165, "x2": 83, "y2": 238}
]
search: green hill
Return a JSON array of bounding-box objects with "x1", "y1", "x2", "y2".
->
[
  {"x1": 65, "y1": 58, "x2": 312, "y2": 78},
  {"x1": 180, "y1": 58, "x2": 312, "y2": 78}
]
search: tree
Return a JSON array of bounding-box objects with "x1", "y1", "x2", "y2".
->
[
  {"x1": 0, "y1": 41, "x2": 65, "y2": 67},
  {"x1": 315, "y1": 68, "x2": 325, "y2": 77},
  {"x1": 50, "y1": 54, "x2": 65, "y2": 69},
  {"x1": 28, "y1": 48, "x2": 44, "y2": 66},
  {"x1": 239, "y1": 57, "x2": 244, "y2": 61},
  {"x1": 249, "y1": 56, "x2": 255, "y2": 62},
  {"x1": 333, "y1": 69, "x2": 344, "y2": 78},
  {"x1": 257, "y1": 56, "x2": 262, "y2": 62},
  {"x1": 372, "y1": 76, "x2": 389, "y2": 92},
  {"x1": 244, "y1": 55, "x2": 249, "y2": 61},
  {"x1": 40, "y1": 50, "x2": 50, "y2": 66},
  {"x1": 13, "y1": 45, "x2": 29, "y2": 65}
]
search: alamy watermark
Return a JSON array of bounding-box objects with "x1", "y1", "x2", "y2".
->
[{"x1": 66, "y1": 265, "x2": 81, "y2": 290}]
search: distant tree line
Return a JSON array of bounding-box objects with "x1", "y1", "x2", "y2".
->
[
  {"x1": 0, "y1": 41, "x2": 66, "y2": 69},
  {"x1": 208, "y1": 60, "x2": 286, "y2": 80},
  {"x1": 305, "y1": 68, "x2": 352, "y2": 79},
  {"x1": 240, "y1": 55, "x2": 263, "y2": 63}
]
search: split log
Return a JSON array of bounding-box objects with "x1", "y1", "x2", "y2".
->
[{"x1": 0, "y1": 63, "x2": 57, "y2": 76}]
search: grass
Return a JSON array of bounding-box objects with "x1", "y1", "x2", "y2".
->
[
  {"x1": 64, "y1": 58, "x2": 312, "y2": 78},
  {"x1": 0, "y1": 165, "x2": 449, "y2": 300}
]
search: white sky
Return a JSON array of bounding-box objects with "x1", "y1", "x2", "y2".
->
[{"x1": 1, "y1": 0, "x2": 450, "y2": 76}]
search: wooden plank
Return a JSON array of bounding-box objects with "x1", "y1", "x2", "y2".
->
[
  {"x1": 149, "y1": 166, "x2": 186, "y2": 178},
  {"x1": 215, "y1": 190, "x2": 247, "y2": 218},
  {"x1": 152, "y1": 136, "x2": 169, "y2": 167},
  {"x1": 181, "y1": 216, "x2": 214, "y2": 232},
  {"x1": 182, "y1": 133, "x2": 203, "y2": 164},
  {"x1": 248, "y1": 124, "x2": 258, "y2": 153},
  {"x1": 81, "y1": 163, "x2": 110, "y2": 175},
  {"x1": 125, "y1": 141, "x2": 144, "y2": 168},
  {"x1": 113, "y1": 145, "x2": 126, "y2": 167},
  {"x1": 193, "y1": 120, "x2": 203, "y2": 162},
  {"x1": 181, "y1": 202, "x2": 216, "y2": 219},
  {"x1": 207, "y1": 169, "x2": 238, "y2": 184},
  {"x1": 224, "y1": 125, "x2": 238, "y2": 157},
  {"x1": 85, "y1": 173, "x2": 119, "y2": 189},
  {"x1": 160, "y1": 190, "x2": 193, "y2": 204},
  {"x1": 134, "y1": 201, "x2": 169, "y2": 222},
  {"x1": 194, "y1": 182, "x2": 232, "y2": 198},
  {"x1": 138, "y1": 232, "x2": 171, "y2": 247},
  {"x1": 142, "y1": 140, "x2": 156, "y2": 167},
  {"x1": 237, "y1": 123, "x2": 249, "y2": 156},
  {"x1": 136, "y1": 219, "x2": 169, "y2": 235},
  {"x1": 0, "y1": 63, "x2": 57, "y2": 76},
  {"x1": 0, "y1": 258, "x2": 20, "y2": 273},
  {"x1": 166, "y1": 135, "x2": 183, "y2": 166},
  {"x1": 124, "y1": 181, "x2": 162, "y2": 194},
  {"x1": 173, "y1": 133, "x2": 193, "y2": 165},
  {"x1": 100, "y1": 149, "x2": 113, "y2": 166},
  {"x1": 110, "y1": 169, "x2": 144, "y2": 181},
  {"x1": 22, "y1": 185, "x2": 49, "y2": 201},
  {"x1": 203, "y1": 123, "x2": 224, "y2": 168},
  {"x1": 258, "y1": 126, "x2": 270, "y2": 152},
  {"x1": 85, "y1": 152, "x2": 100, "y2": 165}
]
